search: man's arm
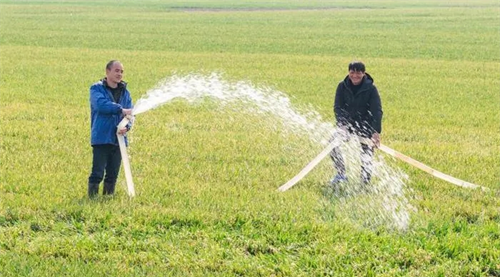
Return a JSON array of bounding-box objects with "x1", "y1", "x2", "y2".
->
[
  {"x1": 369, "y1": 87, "x2": 383, "y2": 147},
  {"x1": 334, "y1": 84, "x2": 349, "y2": 127},
  {"x1": 369, "y1": 87, "x2": 383, "y2": 134},
  {"x1": 90, "y1": 84, "x2": 123, "y2": 115},
  {"x1": 116, "y1": 89, "x2": 134, "y2": 135}
]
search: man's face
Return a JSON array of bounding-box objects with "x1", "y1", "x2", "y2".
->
[
  {"x1": 106, "y1": 62, "x2": 124, "y2": 85},
  {"x1": 348, "y1": 70, "x2": 365, "y2": 85}
]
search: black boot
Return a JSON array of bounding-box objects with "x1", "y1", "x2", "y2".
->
[
  {"x1": 88, "y1": 182, "x2": 99, "y2": 198},
  {"x1": 103, "y1": 182, "x2": 116, "y2": 195}
]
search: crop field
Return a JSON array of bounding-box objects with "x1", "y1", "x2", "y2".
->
[{"x1": 0, "y1": 0, "x2": 499, "y2": 276}]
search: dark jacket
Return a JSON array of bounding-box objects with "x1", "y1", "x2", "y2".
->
[
  {"x1": 334, "y1": 73, "x2": 383, "y2": 138},
  {"x1": 90, "y1": 79, "x2": 133, "y2": 146}
]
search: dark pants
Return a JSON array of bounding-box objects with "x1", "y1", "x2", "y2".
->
[
  {"x1": 330, "y1": 141, "x2": 374, "y2": 183},
  {"x1": 88, "y1": 144, "x2": 122, "y2": 197}
]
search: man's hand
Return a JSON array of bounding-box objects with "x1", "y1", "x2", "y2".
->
[
  {"x1": 371, "y1": 132, "x2": 381, "y2": 148},
  {"x1": 117, "y1": 127, "x2": 128, "y2": 135},
  {"x1": 122, "y1": 108, "x2": 133, "y2": 116}
]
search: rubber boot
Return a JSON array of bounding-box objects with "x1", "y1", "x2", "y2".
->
[
  {"x1": 103, "y1": 182, "x2": 116, "y2": 195},
  {"x1": 88, "y1": 182, "x2": 99, "y2": 198}
]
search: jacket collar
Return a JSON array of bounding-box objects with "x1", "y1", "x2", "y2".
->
[
  {"x1": 102, "y1": 78, "x2": 127, "y2": 90},
  {"x1": 342, "y1": 72, "x2": 374, "y2": 90}
]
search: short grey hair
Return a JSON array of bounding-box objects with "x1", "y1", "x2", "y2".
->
[{"x1": 106, "y1": 60, "x2": 121, "y2": 70}]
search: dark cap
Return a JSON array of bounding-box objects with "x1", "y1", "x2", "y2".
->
[{"x1": 348, "y1": 61, "x2": 365, "y2": 72}]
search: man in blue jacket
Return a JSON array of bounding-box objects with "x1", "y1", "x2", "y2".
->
[
  {"x1": 330, "y1": 61, "x2": 383, "y2": 186},
  {"x1": 88, "y1": 60, "x2": 133, "y2": 197}
]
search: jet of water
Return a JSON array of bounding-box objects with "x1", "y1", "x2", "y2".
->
[
  {"x1": 133, "y1": 72, "x2": 415, "y2": 231},
  {"x1": 133, "y1": 73, "x2": 333, "y2": 144}
]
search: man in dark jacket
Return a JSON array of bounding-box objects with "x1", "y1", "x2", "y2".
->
[
  {"x1": 330, "y1": 61, "x2": 383, "y2": 185},
  {"x1": 88, "y1": 60, "x2": 133, "y2": 198}
]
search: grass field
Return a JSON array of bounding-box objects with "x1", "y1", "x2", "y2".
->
[{"x1": 1, "y1": 0, "x2": 499, "y2": 276}]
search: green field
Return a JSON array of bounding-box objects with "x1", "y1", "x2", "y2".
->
[{"x1": 1, "y1": 0, "x2": 499, "y2": 276}]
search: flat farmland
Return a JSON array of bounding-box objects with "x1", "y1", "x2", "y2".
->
[{"x1": 0, "y1": 1, "x2": 499, "y2": 276}]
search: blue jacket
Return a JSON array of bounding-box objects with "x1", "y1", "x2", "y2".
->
[{"x1": 89, "y1": 79, "x2": 133, "y2": 146}]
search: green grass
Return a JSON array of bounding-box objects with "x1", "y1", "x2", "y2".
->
[{"x1": 1, "y1": 0, "x2": 499, "y2": 276}]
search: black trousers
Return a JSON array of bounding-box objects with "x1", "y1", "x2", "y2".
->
[
  {"x1": 88, "y1": 144, "x2": 122, "y2": 195},
  {"x1": 330, "y1": 140, "x2": 374, "y2": 182}
]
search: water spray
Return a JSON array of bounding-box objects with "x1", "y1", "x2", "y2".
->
[
  {"x1": 113, "y1": 72, "x2": 415, "y2": 230},
  {"x1": 111, "y1": 73, "x2": 483, "y2": 231},
  {"x1": 278, "y1": 138, "x2": 340, "y2": 192}
]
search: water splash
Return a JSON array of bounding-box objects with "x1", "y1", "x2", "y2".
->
[
  {"x1": 134, "y1": 72, "x2": 415, "y2": 231},
  {"x1": 321, "y1": 135, "x2": 414, "y2": 232},
  {"x1": 133, "y1": 73, "x2": 333, "y2": 144}
]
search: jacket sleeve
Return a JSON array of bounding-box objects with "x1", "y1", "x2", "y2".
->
[
  {"x1": 90, "y1": 84, "x2": 123, "y2": 115},
  {"x1": 334, "y1": 84, "x2": 349, "y2": 127},
  {"x1": 369, "y1": 86, "x2": 383, "y2": 134}
]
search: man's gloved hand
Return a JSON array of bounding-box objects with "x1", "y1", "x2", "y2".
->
[
  {"x1": 117, "y1": 127, "x2": 128, "y2": 135},
  {"x1": 122, "y1": 108, "x2": 133, "y2": 116}
]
